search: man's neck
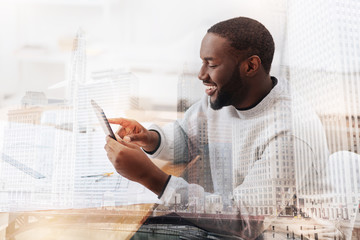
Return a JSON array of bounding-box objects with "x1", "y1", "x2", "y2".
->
[{"x1": 236, "y1": 75, "x2": 274, "y2": 111}]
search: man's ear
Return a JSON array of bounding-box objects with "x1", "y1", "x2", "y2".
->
[{"x1": 244, "y1": 55, "x2": 261, "y2": 76}]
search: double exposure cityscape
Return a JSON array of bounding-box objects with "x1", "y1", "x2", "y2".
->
[{"x1": 0, "y1": 0, "x2": 359, "y2": 239}]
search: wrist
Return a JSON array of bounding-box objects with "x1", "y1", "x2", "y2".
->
[
  {"x1": 141, "y1": 168, "x2": 169, "y2": 196},
  {"x1": 142, "y1": 130, "x2": 160, "y2": 153}
]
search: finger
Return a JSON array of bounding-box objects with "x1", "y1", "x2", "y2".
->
[
  {"x1": 125, "y1": 133, "x2": 147, "y2": 143},
  {"x1": 104, "y1": 144, "x2": 116, "y2": 164},
  {"x1": 104, "y1": 143, "x2": 111, "y2": 152},
  {"x1": 114, "y1": 133, "x2": 123, "y2": 142},
  {"x1": 116, "y1": 126, "x2": 122, "y2": 136},
  {"x1": 105, "y1": 135, "x2": 113, "y2": 147},
  {"x1": 121, "y1": 136, "x2": 139, "y2": 148},
  {"x1": 108, "y1": 118, "x2": 132, "y2": 126},
  {"x1": 106, "y1": 135, "x2": 136, "y2": 149},
  {"x1": 115, "y1": 133, "x2": 123, "y2": 142},
  {"x1": 118, "y1": 127, "x2": 128, "y2": 138},
  {"x1": 106, "y1": 135, "x2": 124, "y2": 150}
]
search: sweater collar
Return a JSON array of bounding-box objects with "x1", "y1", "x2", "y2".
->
[{"x1": 235, "y1": 76, "x2": 282, "y2": 119}]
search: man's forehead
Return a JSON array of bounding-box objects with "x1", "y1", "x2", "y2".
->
[
  {"x1": 201, "y1": 33, "x2": 229, "y2": 46},
  {"x1": 200, "y1": 33, "x2": 241, "y2": 60},
  {"x1": 200, "y1": 33, "x2": 230, "y2": 52}
]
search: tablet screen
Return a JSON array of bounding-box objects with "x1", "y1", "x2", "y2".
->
[{"x1": 91, "y1": 99, "x2": 116, "y2": 139}]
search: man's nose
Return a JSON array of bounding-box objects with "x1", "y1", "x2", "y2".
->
[{"x1": 198, "y1": 65, "x2": 209, "y2": 81}]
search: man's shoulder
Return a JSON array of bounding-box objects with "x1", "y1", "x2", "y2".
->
[
  {"x1": 185, "y1": 95, "x2": 236, "y2": 120},
  {"x1": 183, "y1": 95, "x2": 209, "y2": 117}
]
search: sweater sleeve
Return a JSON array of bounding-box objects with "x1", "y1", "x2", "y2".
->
[{"x1": 146, "y1": 123, "x2": 174, "y2": 160}]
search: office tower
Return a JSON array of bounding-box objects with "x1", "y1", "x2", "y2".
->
[
  {"x1": 51, "y1": 28, "x2": 88, "y2": 209},
  {"x1": 176, "y1": 85, "x2": 238, "y2": 213},
  {"x1": 182, "y1": 113, "x2": 212, "y2": 192},
  {"x1": 288, "y1": 0, "x2": 360, "y2": 127},
  {"x1": 288, "y1": 0, "x2": 360, "y2": 220},
  {"x1": 327, "y1": 151, "x2": 360, "y2": 220},
  {"x1": 188, "y1": 184, "x2": 205, "y2": 213},
  {"x1": 205, "y1": 194, "x2": 223, "y2": 214},
  {"x1": 51, "y1": 106, "x2": 75, "y2": 208},
  {"x1": 21, "y1": 91, "x2": 47, "y2": 107},
  {"x1": 177, "y1": 65, "x2": 203, "y2": 114},
  {"x1": 73, "y1": 69, "x2": 139, "y2": 208},
  {"x1": 68, "y1": 28, "x2": 86, "y2": 103},
  {"x1": 319, "y1": 114, "x2": 352, "y2": 154},
  {"x1": 41, "y1": 28, "x2": 143, "y2": 208},
  {"x1": 0, "y1": 30, "x2": 143, "y2": 210},
  {"x1": 176, "y1": 66, "x2": 212, "y2": 210},
  {"x1": 0, "y1": 92, "x2": 55, "y2": 211},
  {"x1": 207, "y1": 119, "x2": 232, "y2": 209},
  {"x1": 319, "y1": 114, "x2": 360, "y2": 155},
  {"x1": 232, "y1": 99, "x2": 296, "y2": 217}
]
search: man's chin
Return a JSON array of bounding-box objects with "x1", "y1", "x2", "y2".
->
[
  {"x1": 209, "y1": 92, "x2": 231, "y2": 110},
  {"x1": 210, "y1": 99, "x2": 224, "y2": 110}
]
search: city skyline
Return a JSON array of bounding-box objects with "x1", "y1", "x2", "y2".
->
[
  {"x1": 0, "y1": 31, "x2": 154, "y2": 212},
  {"x1": 0, "y1": 0, "x2": 359, "y2": 238}
]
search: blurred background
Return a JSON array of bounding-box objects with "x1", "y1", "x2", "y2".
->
[{"x1": 0, "y1": 0, "x2": 287, "y2": 111}]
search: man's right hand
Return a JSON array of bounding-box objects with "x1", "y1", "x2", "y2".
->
[{"x1": 108, "y1": 118, "x2": 160, "y2": 153}]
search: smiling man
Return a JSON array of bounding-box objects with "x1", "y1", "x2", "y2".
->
[
  {"x1": 104, "y1": 17, "x2": 342, "y2": 239},
  {"x1": 199, "y1": 19, "x2": 274, "y2": 111}
]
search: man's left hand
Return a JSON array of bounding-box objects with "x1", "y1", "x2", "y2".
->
[{"x1": 104, "y1": 136, "x2": 169, "y2": 196}]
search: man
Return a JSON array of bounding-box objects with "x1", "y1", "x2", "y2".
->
[{"x1": 104, "y1": 17, "x2": 341, "y2": 239}]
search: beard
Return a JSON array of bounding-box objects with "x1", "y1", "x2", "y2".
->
[
  {"x1": 210, "y1": 67, "x2": 243, "y2": 110},
  {"x1": 210, "y1": 88, "x2": 230, "y2": 110}
]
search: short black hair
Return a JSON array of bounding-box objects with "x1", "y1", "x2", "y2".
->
[{"x1": 208, "y1": 17, "x2": 275, "y2": 74}]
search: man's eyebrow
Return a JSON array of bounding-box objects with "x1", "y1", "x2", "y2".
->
[{"x1": 203, "y1": 57, "x2": 216, "y2": 61}]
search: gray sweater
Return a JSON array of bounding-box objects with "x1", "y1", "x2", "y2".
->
[{"x1": 149, "y1": 77, "x2": 330, "y2": 238}]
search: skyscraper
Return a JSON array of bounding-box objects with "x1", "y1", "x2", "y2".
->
[
  {"x1": 66, "y1": 30, "x2": 141, "y2": 208},
  {"x1": 287, "y1": 0, "x2": 360, "y2": 223},
  {"x1": 73, "y1": 70, "x2": 139, "y2": 208}
]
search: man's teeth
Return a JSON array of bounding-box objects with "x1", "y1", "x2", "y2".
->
[{"x1": 207, "y1": 86, "x2": 217, "y2": 90}]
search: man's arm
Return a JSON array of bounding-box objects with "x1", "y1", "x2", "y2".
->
[{"x1": 104, "y1": 117, "x2": 251, "y2": 237}]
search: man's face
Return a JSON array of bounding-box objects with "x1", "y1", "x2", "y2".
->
[{"x1": 198, "y1": 33, "x2": 248, "y2": 110}]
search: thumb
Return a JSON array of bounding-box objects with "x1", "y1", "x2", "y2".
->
[
  {"x1": 124, "y1": 133, "x2": 148, "y2": 144},
  {"x1": 114, "y1": 133, "x2": 123, "y2": 142},
  {"x1": 115, "y1": 133, "x2": 138, "y2": 148}
]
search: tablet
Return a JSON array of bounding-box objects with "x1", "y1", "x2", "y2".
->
[{"x1": 91, "y1": 99, "x2": 116, "y2": 140}]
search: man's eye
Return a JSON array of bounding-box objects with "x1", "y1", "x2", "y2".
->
[{"x1": 209, "y1": 65, "x2": 218, "y2": 69}]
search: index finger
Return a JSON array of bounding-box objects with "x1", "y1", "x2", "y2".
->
[{"x1": 108, "y1": 118, "x2": 131, "y2": 126}]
